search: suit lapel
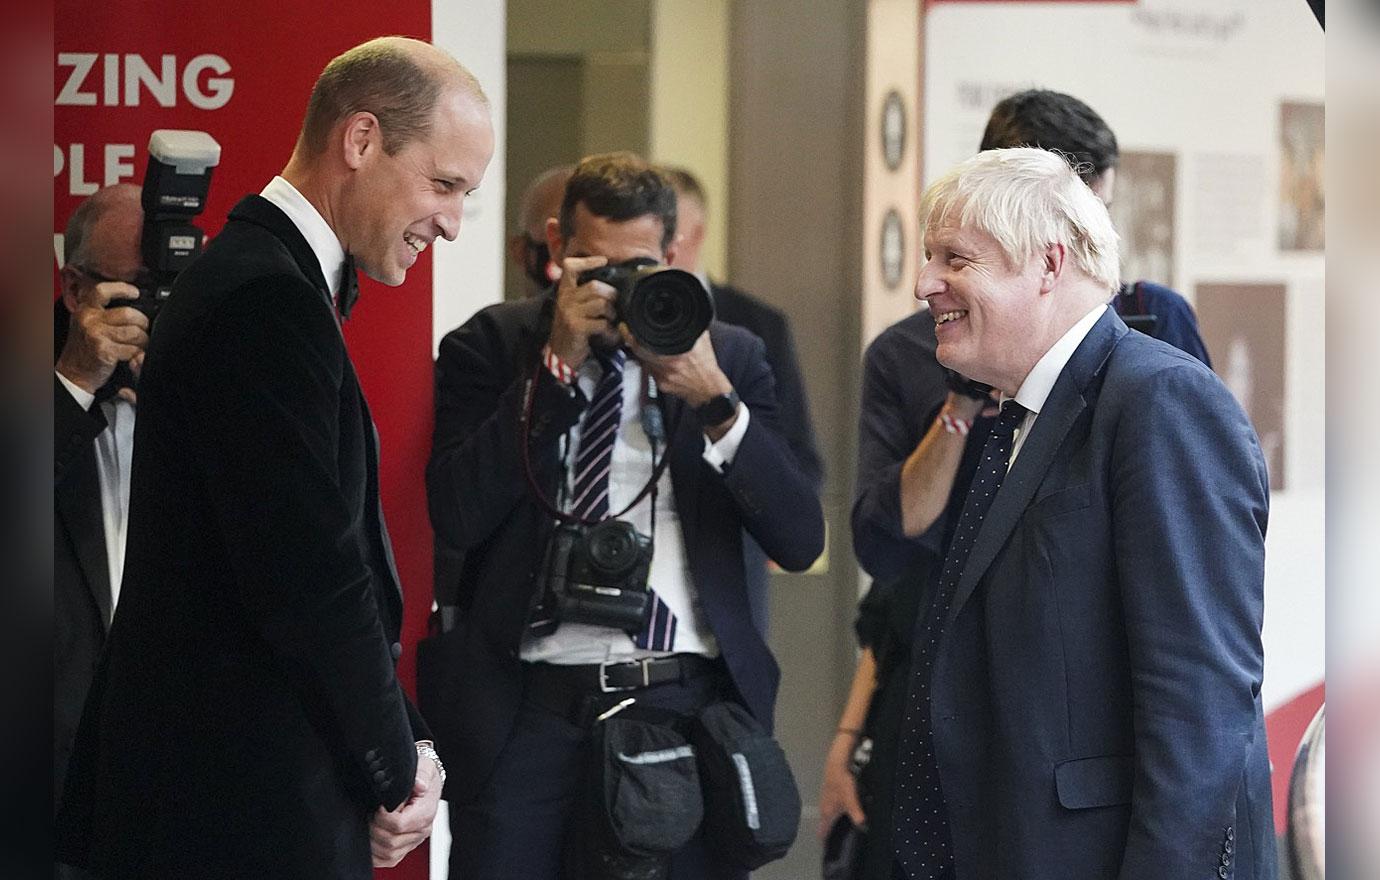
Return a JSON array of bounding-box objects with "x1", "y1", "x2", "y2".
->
[
  {"x1": 56, "y1": 449, "x2": 113, "y2": 628},
  {"x1": 944, "y1": 309, "x2": 1127, "y2": 629},
  {"x1": 233, "y1": 196, "x2": 399, "y2": 609},
  {"x1": 356, "y1": 382, "x2": 404, "y2": 608}
]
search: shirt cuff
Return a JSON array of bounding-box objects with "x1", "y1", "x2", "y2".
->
[
  {"x1": 542, "y1": 344, "x2": 576, "y2": 386},
  {"x1": 56, "y1": 370, "x2": 96, "y2": 411},
  {"x1": 701, "y1": 403, "x2": 750, "y2": 473}
]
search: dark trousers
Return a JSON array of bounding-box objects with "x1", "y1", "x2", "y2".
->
[{"x1": 448, "y1": 664, "x2": 747, "y2": 880}]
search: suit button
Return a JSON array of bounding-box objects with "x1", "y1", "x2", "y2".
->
[
  {"x1": 1218, "y1": 867, "x2": 1228, "y2": 879},
  {"x1": 1225, "y1": 827, "x2": 1234, "y2": 841},
  {"x1": 365, "y1": 749, "x2": 379, "y2": 762},
  {"x1": 1224, "y1": 840, "x2": 1233, "y2": 854},
  {"x1": 391, "y1": 641, "x2": 403, "y2": 660},
  {"x1": 373, "y1": 769, "x2": 388, "y2": 784},
  {"x1": 1221, "y1": 853, "x2": 1231, "y2": 866}
]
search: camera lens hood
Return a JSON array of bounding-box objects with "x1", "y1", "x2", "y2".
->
[{"x1": 625, "y1": 267, "x2": 713, "y2": 355}]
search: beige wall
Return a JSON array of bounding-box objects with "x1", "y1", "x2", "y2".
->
[
  {"x1": 648, "y1": 0, "x2": 731, "y2": 280},
  {"x1": 862, "y1": 0, "x2": 922, "y2": 347}
]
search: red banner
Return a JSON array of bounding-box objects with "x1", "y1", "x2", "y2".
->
[{"x1": 56, "y1": 6, "x2": 435, "y2": 877}]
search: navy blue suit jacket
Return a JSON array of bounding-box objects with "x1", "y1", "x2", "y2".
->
[
  {"x1": 1114, "y1": 280, "x2": 1212, "y2": 368},
  {"x1": 423, "y1": 296, "x2": 824, "y2": 806},
  {"x1": 929, "y1": 309, "x2": 1274, "y2": 878}
]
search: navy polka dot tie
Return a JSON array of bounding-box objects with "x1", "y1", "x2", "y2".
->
[{"x1": 892, "y1": 400, "x2": 1027, "y2": 880}]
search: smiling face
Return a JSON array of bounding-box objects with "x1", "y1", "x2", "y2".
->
[
  {"x1": 916, "y1": 221, "x2": 1050, "y2": 394},
  {"x1": 343, "y1": 86, "x2": 494, "y2": 286}
]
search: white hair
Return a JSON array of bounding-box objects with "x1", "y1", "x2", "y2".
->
[{"x1": 920, "y1": 147, "x2": 1121, "y2": 293}]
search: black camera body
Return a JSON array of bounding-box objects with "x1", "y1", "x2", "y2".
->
[
  {"x1": 541, "y1": 520, "x2": 654, "y2": 633},
  {"x1": 577, "y1": 259, "x2": 713, "y2": 355}
]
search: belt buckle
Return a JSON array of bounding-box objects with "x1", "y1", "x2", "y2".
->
[{"x1": 598, "y1": 658, "x2": 651, "y2": 693}]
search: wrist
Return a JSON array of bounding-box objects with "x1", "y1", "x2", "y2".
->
[
  {"x1": 693, "y1": 386, "x2": 739, "y2": 425},
  {"x1": 937, "y1": 411, "x2": 972, "y2": 436},
  {"x1": 542, "y1": 344, "x2": 576, "y2": 385},
  {"x1": 685, "y1": 373, "x2": 733, "y2": 409},
  {"x1": 546, "y1": 330, "x2": 588, "y2": 371},
  {"x1": 415, "y1": 740, "x2": 446, "y2": 786},
  {"x1": 55, "y1": 359, "x2": 101, "y2": 397}
]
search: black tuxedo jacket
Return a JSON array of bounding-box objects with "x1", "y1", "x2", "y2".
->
[
  {"x1": 54, "y1": 324, "x2": 113, "y2": 813},
  {"x1": 57, "y1": 196, "x2": 426, "y2": 879},
  {"x1": 423, "y1": 295, "x2": 824, "y2": 806}
]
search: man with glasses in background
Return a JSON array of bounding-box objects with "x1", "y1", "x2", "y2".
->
[{"x1": 53, "y1": 183, "x2": 147, "y2": 880}]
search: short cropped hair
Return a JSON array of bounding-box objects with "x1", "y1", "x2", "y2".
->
[
  {"x1": 662, "y1": 166, "x2": 706, "y2": 207},
  {"x1": 299, "y1": 36, "x2": 485, "y2": 157},
  {"x1": 921, "y1": 148, "x2": 1121, "y2": 293},
  {"x1": 980, "y1": 89, "x2": 1119, "y2": 183},
  {"x1": 560, "y1": 152, "x2": 678, "y2": 251}
]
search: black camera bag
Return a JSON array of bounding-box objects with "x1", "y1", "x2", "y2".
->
[
  {"x1": 580, "y1": 712, "x2": 704, "y2": 879},
  {"x1": 691, "y1": 700, "x2": 801, "y2": 869}
]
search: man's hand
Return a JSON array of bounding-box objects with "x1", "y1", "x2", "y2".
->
[
  {"x1": 624, "y1": 328, "x2": 735, "y2": 433},
  {"x1": 629, "y1": 329, "x2": 732, "y2": 409},
  {"x1": 817, "y1": 732, "x2": 866, "y2": 839},
  {"x1": 547, "y1": 255, "x2": 616, "y2": 369},
  {"x1": 369, "y1": 753, "x2": 443, "y2": 868},
  {"x1": 942, "y1": 388, "x2": 994, "y2": 424},
  {"x1": 56, "y1": 279, "x2": 149, "y2": 400}
]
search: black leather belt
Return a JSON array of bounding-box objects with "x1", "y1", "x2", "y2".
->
[
  {"x1": 527, "y1": 654, "x2": 718, "y2": 693},
  {"x1": 523, "y1": 655, "x2": 720, "y2": 725}
]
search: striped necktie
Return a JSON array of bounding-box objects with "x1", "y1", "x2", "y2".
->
[{"x1": 570, "y1": 350, "x2": 627, "y2": 520}]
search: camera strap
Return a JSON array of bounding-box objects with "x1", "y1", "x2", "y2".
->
[{"x1": 520, "y1": 357, "x2": 682, "y2": 528}]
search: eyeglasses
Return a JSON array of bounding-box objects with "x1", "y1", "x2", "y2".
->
[{"x1": 69, "y1": 264, "x2": 156, "y2": 290}]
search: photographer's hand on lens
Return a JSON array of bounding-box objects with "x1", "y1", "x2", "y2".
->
[
  {"x1": 623, "y1": 327, "x2": 738, "y2": 439},
  {"x1": 368, "y1": 752, "x2": 442, "y2": 868},
  {"x1": 56, "y1": 280, "x2": 150, "y2": 399},
  {"x1": 548, "y1": 255, "x2": 618, "y2": 369}
]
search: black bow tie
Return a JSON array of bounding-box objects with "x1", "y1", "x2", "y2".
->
[{"x1": 337, "y1": 255, "x2": 360, "y2": 320}]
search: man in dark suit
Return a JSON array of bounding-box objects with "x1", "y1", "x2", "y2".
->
[
  {"x1": 424, "y1": 152, "x2": 824, "y2": 878},
  {"x1": 56, "y1": 37, "x2": 494, "y2": 879},
  {"x1": 663, "y1": 167, "x2": 823, "y2": 633},
  {"x1": 54, "y1": 184, "x2": 149, "y2": 880},
  {"x1": 884, "y1": 148, "x2": 1273, "y2": 879},
  {"x1": 509, "y1": 164, "x2": 573, "y2": 296}
]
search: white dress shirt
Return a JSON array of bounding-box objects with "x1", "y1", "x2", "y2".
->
[
  {"x1": 260, "y1": 176, "x2": 346, "y2": 299},
  {"x1": 57, "y1": 373, "x2": 134, "y2": 618},
  {"x1": 1006, "y1": 304, "x2": 1106, "y2": 469},
  {"x1": 520, "y1": 357, "x2": 750, "y2": 665}
]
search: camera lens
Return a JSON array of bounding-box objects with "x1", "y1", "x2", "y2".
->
[
  {"x1": 625, "y1": 268, "x2": 713, "y2": 355},
  {"x1": 587, "y1": 522, "x2": 639, "y2": 577}
]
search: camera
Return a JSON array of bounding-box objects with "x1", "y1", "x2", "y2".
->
[
  {"x1": 540, "y1": 521, "x2": 654, "y2": 632},
  {"x1": 102, "y1": 130, "x2": 220, "y2": 393},
  {"x1": 577, "y1": 258, "x2": 714, "y2": 355},
  {"x1": 134, "y1": 129, "x2": 222, "y2": 317}
]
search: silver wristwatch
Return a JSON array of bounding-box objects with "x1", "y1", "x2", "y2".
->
[{"x1": 415, "y1": 740, "x2": 446, "y2": 786}]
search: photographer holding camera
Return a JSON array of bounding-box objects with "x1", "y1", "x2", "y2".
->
[
  {"x1": 54, "y1": 184, "x2": 147, "y2": 880},
  {"x1": 425, "y1": 152, "x2": 824, "y2": 879}
]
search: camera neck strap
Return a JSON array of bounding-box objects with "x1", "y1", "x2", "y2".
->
[{"x1": 520, "y1": 357, "x2": 681, "y2": 528}]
